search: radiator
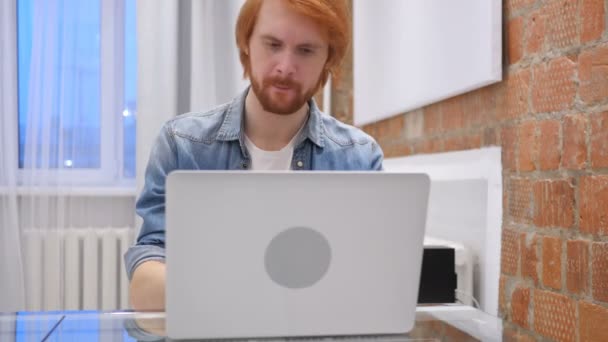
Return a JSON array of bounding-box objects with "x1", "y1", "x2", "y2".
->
[{"x1": 22, "y1": 228, "x2": 135, "y2": 312}]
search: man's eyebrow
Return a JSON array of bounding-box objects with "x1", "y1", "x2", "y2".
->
[
  {"x1": 260, "y1": 34, "x2": 322, "y2": 49},
  {"x1": 261, "y1": 34, "x2": 281, "y2": 42},
  {"x1": 297, "y1": 42, "x2": 322, "y2": 50}
]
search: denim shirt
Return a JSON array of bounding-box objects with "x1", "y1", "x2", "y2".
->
[{"x1": 124, "y1": 88, "x2": 384, "y2": 280}]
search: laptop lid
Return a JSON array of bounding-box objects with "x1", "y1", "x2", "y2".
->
[{"x1": 166, "y1": 171, "x2": 430, "y2": 340}]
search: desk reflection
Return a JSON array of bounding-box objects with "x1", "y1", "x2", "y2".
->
[{"x1": 0, "y1": 305, "x2": 502, "y2": 341}]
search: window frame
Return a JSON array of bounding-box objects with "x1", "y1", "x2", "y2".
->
[
  {"x1": 1, "y1": 0, "x2": 19, "y2": 187},
  {"x1": 3, "y1": 0, "x2": 134, "y2": 188}
]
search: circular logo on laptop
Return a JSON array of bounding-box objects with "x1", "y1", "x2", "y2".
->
[{"x1": 264, "y1": 227, "x2": 332, "y2": 289}]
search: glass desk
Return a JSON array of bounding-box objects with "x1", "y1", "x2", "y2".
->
[{"x1": 0, "y1": 305, "x2": 503, "y2": 341}]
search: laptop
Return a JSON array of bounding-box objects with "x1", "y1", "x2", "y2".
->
[{"x1": 165, "y1": 171, "x2": 430, "y2": 340}]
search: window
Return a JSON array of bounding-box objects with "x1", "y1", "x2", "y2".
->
[{"x1": 13, "y1": 0, "x2": 136, "y2": 185}]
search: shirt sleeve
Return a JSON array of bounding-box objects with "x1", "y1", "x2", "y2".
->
[{"x1": 124, "y1": 123, "x2": 177, "y2": 280}]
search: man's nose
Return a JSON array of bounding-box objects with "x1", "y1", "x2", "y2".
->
[{"x1": 275, "y1": 51, "x2": 296, "y2": 76}]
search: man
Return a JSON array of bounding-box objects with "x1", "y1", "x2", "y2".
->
[{"x1": 126, "y1": 0, "x2": 384, "y2": 311}]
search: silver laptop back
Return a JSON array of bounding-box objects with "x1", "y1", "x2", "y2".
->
[{"x1": 166, "y1": 172, "x2": 430, "y2": 340}]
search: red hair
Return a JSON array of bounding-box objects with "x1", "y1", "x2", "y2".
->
[{"x1": 235, "y1": 0, "x2": 351, "y2": 90}]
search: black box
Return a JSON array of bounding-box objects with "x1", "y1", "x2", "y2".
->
[{"x1": 418, "y1": 246, "x2": 457, "y2": 304}]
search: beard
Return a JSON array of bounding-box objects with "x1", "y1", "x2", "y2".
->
[{"x1": 250, "y1": 74, "x2": 317, "y2": 115}]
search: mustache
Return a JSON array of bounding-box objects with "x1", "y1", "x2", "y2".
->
[{"x1": 263, "y1": 76, "x2": 299, "y2": 89}]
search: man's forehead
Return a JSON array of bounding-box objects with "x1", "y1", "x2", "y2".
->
[{"x1": 253, "y1": 0, "x2": 328, "y2": 46}]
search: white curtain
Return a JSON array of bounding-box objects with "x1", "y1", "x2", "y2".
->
[
  {"x1": 0, "y1": 0, "x2": 84, "y2": 312},
  {"x1": 136, "y1": 0, "x2": 248, "y2": 195},
  {"x1": 0, "y1": 0, "x2": 248, "y2": 311},
  {"x1": 1, "y1": 0, "x2": 135, "y2": 312},
  {"x1": 0, "y1": 0, "x2": 26, "y2": 312}
]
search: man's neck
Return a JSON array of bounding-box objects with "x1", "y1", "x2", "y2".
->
[{"x1": 244, "y1": 88, "x2": 309, "y2": 151}]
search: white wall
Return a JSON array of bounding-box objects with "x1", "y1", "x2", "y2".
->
[
  {"x1": 352, "y1": 0, "x2": 502, "y2": 126},
  {"x1": 384, "y1": 147, "x2": 502, "y2": 315}
]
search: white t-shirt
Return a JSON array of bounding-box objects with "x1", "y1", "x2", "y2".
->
[{"x1": 244, "y1": 128, "x2": 303, "y2": 171}]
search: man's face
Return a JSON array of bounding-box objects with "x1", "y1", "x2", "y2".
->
[{"x1": 248, "y1": 0, "x2": 329, "y2": 115}]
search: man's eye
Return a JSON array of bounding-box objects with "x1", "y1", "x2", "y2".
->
[
  {"x1": 298, "y1": 48, "x2": 314, "y2": 55},
  {"x1": 267, "y1": 42, "x2": 281, "y2": 50}
]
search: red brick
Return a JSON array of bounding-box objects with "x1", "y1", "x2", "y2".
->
[
  {"x1": 331, "y1": 59, "x2": 354, "y2": 125},
  {"x1": 518, "y1": 121, "x2": 538, "y2": 172},
  {"x1": 579, "y1": 175, "x2": 608, "y2": 236},
  {"x1": 579, "y1": 301, "x2": 608, "y2": 342},
  {"x1": 508, "y1": 178, "x2": 533, "y2": 224},
  {"x1": 562, "y1": 114, "x2": 588, "y2": 170},
  {"x1": 533, "y1": 290, "x2": 576, "y2": 342},
  {"x1": 442, "y1": 96, "x2": 466, "y2": 131},
  {"x1": 545, "y1": 0, "x2": 579, "y2": 50},
  {"x1": 526, "y1": 8, "x2": 546, "y2": 54},
  {"x1": 566, "y1": 240, "x2": 589, "y2": 295},
  {"x1": 581, "y1": 0, "x2": 606, "y2": 43},
  {"x1": 505, "y1": 0, "x2": 536, "y2": 14},
  {"x1": 519, "y1": 333, "x2": 536, "y2": 342},
  {"x1": 502, "y1": 228, "x2": 520, "y2": 276},
  {"x1": 507, "y1": 17, "x2": 524, "y2": 64},
  {"x1": 462, "y1": 133, "x2": 482, "y2": 150},
  {"x1": 532, "y1": 57, "x2": 577, "y2": 113},
  {"x1": 381, "y1": 144, "x2": 412, "y2": 159},
  {"x1": 499, "y1": 275, "x2": 508, "y2": 315},
  {"x1": 444, "y1": 136, "x2": 466, "y2": 152},
  {"x1": 520, "y1": 233, "x2": 539, "y2": 284},
  {"x1": 542, "y1": 236, "x2": 563, "y2": 290},
  {"x1": 483, "y1": 127, "x2": 499, "y2": 146},
  {"x1": 591, "y1": 112, "x2": 608, "y2": 168},
  {"x1": 332, "y1": 87, "x2": 353, "y2": 126},
  {"x1": 362, "y1": 123, "x2": 378, "y2": 138},
  {"x1": 511, "y1": 286, "x2": 530, "y2": 329},
  {"x1": 533, "y1": 179, "x2": 575, "y2": 228},
  {"x1": 502, "y1": 325, "x2": 517, "y2": 342},
  {"x1": 497, "y1": 70, "x2": 531, "y2": 120},
  {"x1": 414, "y1": 139, "x2": 442, "y2": 155},
  {"x1": 503, "y1": 326, "x2": 536, "y2": 342},
  {"x1": 579, "y1": 44, "x2": 608, "y2": 105},
  {"x1": 539, "y1": 120, "x2": 561, "y2": 170},
  {"x1": 503, "y1": 181, "x2": 509, "y2": 223},
  {"x1": 464, "y1": 86, "x2": 497, "y2": 127},
  {"x1": 517, "y1": 332, "x2": 536, "y2": 342},
  {"x1": 374, "y1": 115, "x2": 405, "y2": 140},
  {"x1": 502, "y1": 126, "x2": 518, "y2": 171},
  {"x1": 403, "y1": 111, "x2": 424, "y2": 140},
  {"x1": 592, "y1": 242, "x2": 608, "y2": 302},
  {"x1": 423, "y1": 104, "x2": 442, "y2": 135}
]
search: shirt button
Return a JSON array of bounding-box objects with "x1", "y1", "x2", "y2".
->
[
  {"x1": 241, "y1": 162, "x2": 249, "y2": 169},
  {"x1": 296, "y1": 161, "x2": 303, "y2": 168}
]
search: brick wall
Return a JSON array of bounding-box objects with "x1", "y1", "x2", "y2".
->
[{"x1": 330, "y1": 1, "x2": 608, "y2": 341}]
